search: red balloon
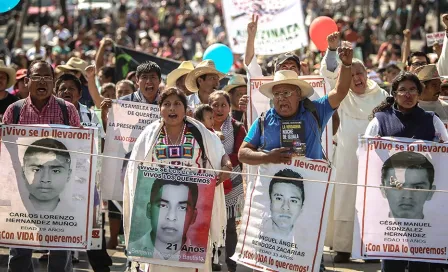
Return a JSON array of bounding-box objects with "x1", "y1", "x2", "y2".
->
[{"x1": 309, "y1": 16, "x2": 338, "y2": 52}]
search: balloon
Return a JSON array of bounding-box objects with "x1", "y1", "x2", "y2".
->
[
  {"x1": 203, "y1": 43, "x2": 233, "y2": 74},
  {"x1": 309, "y1": 16, "x2": 338, "y2": 52},
  {"x1": 0, "y1": 0, "x2": 20, "y2": 13}
]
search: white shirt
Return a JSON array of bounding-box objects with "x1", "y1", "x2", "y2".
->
[
  {"x1": 187, "y1": 93, "x2": 201, "y2": 110},
  {"x1": 26, "y1": 47, "x2": 46, "y2": 61},
  {"x1": 364, "y1": 115, "x2": 448, "y2": 142},
  {"x1": 437, "y1": 32, "x2": 448, "y2": 76}
]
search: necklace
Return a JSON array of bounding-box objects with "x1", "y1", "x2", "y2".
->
[{"x1": 165, "y1": 123, "x2": 185, "y2": 145}]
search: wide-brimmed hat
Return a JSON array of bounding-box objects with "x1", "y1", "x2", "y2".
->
[
  {"x1": 166, "y1": 61, "x2": 195, "y2": 88},
  {"x1": 416, "y1": 64, "x2": 440, "y2": 82},
  {"x1": 259, "y1": 70, "x2": 314, "y2": 99},
  {"x1": 185, "y1": 60, "x2": 225, "y2": 93},
  {"x1": 56, "y1": 57, "x2": 89, "y2": 78},
  {"x1": 0, "y1": 60, "x2": 17, "y2": 89},
  {"x1": 223, "y1": 74, "x2": 246, "y2": 93}
]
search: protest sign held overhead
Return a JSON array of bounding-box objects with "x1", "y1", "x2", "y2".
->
[
  {"x1": 353, "y1": 137, "x2": 448, "y2": 263},
  {"x1": 0, "y1": 125, "x2": 98, "y2": 250},
  {"x1": 426, "y1": 32, "x2": 446, "y2": 47},
  {"x1": 222, "y1": 0, "x2": 308, "y2": 55},
  {"x1": 127, "y1": 164, "x2": 216, "y2": 269},
  {"x1": 232, "y1": 158, "x2": 333, "y2": 272},
  {"x1": 101, "y1": 100, "x2": 160, "y2": 200}
]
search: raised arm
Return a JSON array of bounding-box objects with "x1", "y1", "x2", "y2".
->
[
  {"x1": 95, "y1": 38, "x2": 114, "y2": 75},
  {"x1": 402, "y1": 29, "x2": 411, "y2": 64},
  {"x1": 436, "y1": 14, "x2": 448, "y2": 76},
  {"x1": 327, "y1": 47, "x2": 353, "y2": 109},
  {"x1": 85, "y1": 65, "x2": 105, "y2": 109},
  {"x1": 244, "y1": 15, "x2": 258, "y2": 67},
  {"x1": 320, "y1": 32, "x2": 340, "y2": 89}
]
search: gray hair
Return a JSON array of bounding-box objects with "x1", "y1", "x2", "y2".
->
[{"x1": 351, "y1": 58, "x2": 367, "y2": 72}]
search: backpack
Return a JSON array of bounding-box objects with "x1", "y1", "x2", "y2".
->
[
  {"x1": 185, "y1": 121, "x2": 208, "y2": 169},
  {"x1": 12, "y1": 98, "x2": 70, "y2": 125}
]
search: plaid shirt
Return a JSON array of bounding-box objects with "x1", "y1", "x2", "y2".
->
[{"x1": 2, "y1": 95, "x2": 80, "y2": 126}]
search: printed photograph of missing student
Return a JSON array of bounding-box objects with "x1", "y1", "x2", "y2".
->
[
  {"x1": 20, "y1": 138, "x2": 72, "y2": 212},
  {"x1": 128, "y1": 179, "x2": 198, "y2": 261},
  {"x1": 261, "y1": 169, "x2": 305, "y2": 239},
  {"x1": 381, "y1": 151, "x2": 435, "y2": 220}
]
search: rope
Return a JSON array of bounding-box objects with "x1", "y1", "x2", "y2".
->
[{"x1": 1, "y1": 139, "x2": 446, "y2": 194}]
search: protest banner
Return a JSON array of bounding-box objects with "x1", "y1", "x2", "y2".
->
[
  {"x1": 115, "y1": 45, "x2": 181, "y2": 81},
  {"x1": 353, "y1": 137, "x2": 448, "y2": 263},
  {"x1": 101, "y1": 100, "x2": 160, "y2": 200},
  {"x1": 426, "y1": 32, "x2": 445, "y2": 47},
  {"x1": 222, "y1": 0, "x2": 308, "y2": 55},
  {"x1": 232, "y1": 158, "x2": 333, "y2": 272},
  {"x1": 249, "y1": 76, "x2": 334, "y2": 160},
  {"x1": 0, "y1": 125, "x2": 98, "y2": 250},
  {"x1": 127, "y1": 164, "x2": 216, "y2": 268}
]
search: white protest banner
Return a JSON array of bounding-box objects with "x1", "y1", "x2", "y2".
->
[
  {"x1": 222, "y1": 0, "x2": 308, "y2": 55},
  {"x1": 232, "y1": 158, "x2": 333, "y2": 272},
  {"x1": 101, "y1": 100, "x2": 160, "y2": 200},
  {"x1": 426, "y1": 32, "x2": 445, "y2": 47},
  {"x1": 0, "y1": 125, "x2": 98, "y2": 250},
  {"x1": 249, "y1": 76, "x2": 334, "y2": 161},
  {"x1": 353, "y1": 137, "x2": 448, "y2": 263},
  {"x1": 127, "y1": 165, "x2": 216, "y2": 268}
]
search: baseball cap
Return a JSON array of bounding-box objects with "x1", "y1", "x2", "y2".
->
[
  {"x1": 16, "y1": 69, "x2": 27, "y2": 80},
  {"x1": 274, "y1": 52, "x2": 301, "y2": 72}
]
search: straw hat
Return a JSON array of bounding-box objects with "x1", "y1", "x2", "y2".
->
[
  {"x1": 223, "y1": 74, "x2": 246, "y2": 93},
  {"x1": 185, "y1": 60, "x2": 225, "y2": 93},
  {"x1": 166, "y1": 61, "x2": 195, "y2": 88},
  {"x1": 0, "y1": 60, "x2": 17, "y2": 89},
  {"x1": 56, "y1": 57, "x2": 89, "y2": 78},
  {"x1": 259, "y1": 70, "x2": 314, "y2": 99},
  {"x1": 416, "y1": 64, "x2": 440, "y2": 82}
]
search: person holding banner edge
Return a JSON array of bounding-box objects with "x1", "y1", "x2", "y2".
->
[
  {"x1": 365, "y1": 72, "x2": 448, "y2": 272},
  {"x1": 3, "y1": 60, "x2": 81, "y2": 272},
  {"x1": 124, "y1": 87, "x2": 230, "y2": 272}
]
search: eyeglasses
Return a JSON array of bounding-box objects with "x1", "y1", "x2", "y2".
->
[
  {"x1": 272, "y1": 90, "x2": 295, "y2": 99},
  {"x1": 29, "y1": 76, "x2": 53, "y2": 82},
  {"x1": 396, "y1": 89, "x2": 419, "y2": 95},
  {"x1": 411, "y1": 62, "x2": 427, "y2": 67}
]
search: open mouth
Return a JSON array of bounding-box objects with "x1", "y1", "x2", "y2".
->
[
  {"x1": 354, "y1": 82, "x2": 363, "y2": 87},
  {"x1": 216, "y1": 113, "x2": 224, "y2": 117},
  {"x1": 62, "y1": 94, "x2": 72, "y2": 101},
  {"x1": 168, "y1": 113, "x2": 178, "y2": 119},
  {"x1": 37, "y1": 88, "x2": 47, "y2": 93},
  {"x1": 145, "y1": 86, "x2": 154, "y2": 92}
]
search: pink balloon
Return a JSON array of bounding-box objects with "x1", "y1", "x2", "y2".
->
[{"x1": 309, "y1": 16, "x2": 338, "y2": 52}]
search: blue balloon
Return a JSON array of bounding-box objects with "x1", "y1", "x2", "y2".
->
[
  {"x1": 203, "y1": 43, "x2": 233, "y2": 74},
  {"x1": 0, "y1": 0, "x2": 20, "y2": 13}
]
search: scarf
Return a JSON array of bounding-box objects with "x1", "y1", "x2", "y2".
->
[
  {"x1": 221, "y1": 116, "x2": 244, "y2": 219},
  {"x1": 339, "y1": 79, "x2": 388, "y2": 120}
]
